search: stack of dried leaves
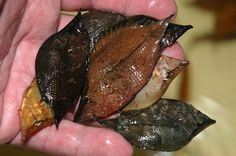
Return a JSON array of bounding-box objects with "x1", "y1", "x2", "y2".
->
[{"x1": 19, "y1": 10, "x2": 215, "y2": 151}]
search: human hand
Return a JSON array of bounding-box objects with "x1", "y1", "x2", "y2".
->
[{"x1": 0, "y1": 0, "x2": 182, "y2": 155}]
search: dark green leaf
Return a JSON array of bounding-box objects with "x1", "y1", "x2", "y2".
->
[{"x1": 101, "y1": 99, "x2": 215, "y2": 151}]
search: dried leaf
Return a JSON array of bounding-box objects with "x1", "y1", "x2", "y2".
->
[
  {"x1": 19, "y1": 79, "x2": 54, "y2": 143},
  {"x1": 35, "y1": 12, "x2": 89, "y2": 125},
  {"x1": 123, "y1": 56, "x2": 188, "y2": 111},
  {"x1": 161, "y1": 23, "x2": 192, "y2": 49},
  {"x1": 76, "y1": 19, "x2": 169, "y2": 121},
  {"x1": 81, "y1": 10, "x2": 125, "y2": 52},
  {"x1": 101, "y1": 99, "x2": 215, "y2": 151}
]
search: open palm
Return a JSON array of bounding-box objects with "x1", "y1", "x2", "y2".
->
[{"x1": 0, "y1": 0, "x2": 181, "y2": 155}]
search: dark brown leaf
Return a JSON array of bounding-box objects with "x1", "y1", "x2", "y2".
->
[
  {"x1": 80, "y1": 10, "x2": 126, "y2": 52},
  {"x1": 75, "y1": 13, "x2": 192, "y2": 122},
  {"x1": 35, "y1": 12, "x2": 89, "y2": 125},
  {"x1": 101, "y1": 99, "x2": 215, "y2": 151},
  {"x1": 77, "y1": 18, "x2": 169, "y2": 121}
]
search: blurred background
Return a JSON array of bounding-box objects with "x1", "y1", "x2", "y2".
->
[{"x1": 1, "y1": 0, "x2": 236, "y2": 155}]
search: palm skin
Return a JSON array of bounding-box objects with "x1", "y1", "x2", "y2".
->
[{"x1": 0, "y1": 0, "x2": 182, "y2": 155}]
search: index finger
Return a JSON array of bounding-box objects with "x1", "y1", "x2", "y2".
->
[{"x1": 61, "y1": 0, "x2": 177, "y2": 19}]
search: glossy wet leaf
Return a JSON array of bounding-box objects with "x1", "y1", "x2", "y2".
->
[
  {"x1": 101, "y1": 99, "x2": 216, "y2": 151},
  {"x1": 75, "y1": 13, "x2": 192, "y2": 122},
  {"x1": 33, "y1": 10, "x2": 192, "y2": 124},
  {"x1": 161, "y1": 23, "x2": 193, "y2": 49},
  {"x1": 19, "y1": 79, "x2": 54, "y2": 143},
  {"x1": 76, "y1": 18, "x2": 169, "y2": 121},
  {"x1": 21, "y1": 10, "x2": 193, "y2": 136},
  {"x1": 35, "y1": 12, "x2": 89, "y2": 125},
  {"x1": 123, "y1": 56, "x2": 189, "y2": 111},
  {"x1": 80, "y1": 10, "x2": 125, "y2": 52},
  {"x1": 82, "y1": 12, "x2": 192, "y2": 51}
]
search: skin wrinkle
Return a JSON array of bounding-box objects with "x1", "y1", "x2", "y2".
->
[
  {"x1": 0, "y1": 0, "x2": 26, "y2": 126},
  {"x1": 12, "y1": 39, "x2": 44, "y2": 76},
  {"x1": 0, "y1": 0, "x2": 26, "y2": 60},
  {"x1": 0, "y1": 0, "x2": 60, "y2": 144},
  {"x1": 61, "y1": 0, "x2": 176, "y2": 19},
  {"x1": 0, "y1": 49, "x2": 16, "y2": 128},
  {"x1": 73, "y1": 131, "x2": 82, "y2": 156},
  {"x1": 118, "y1": 0, "x2": 131, "y2": 15},
  {"x1": 74, "y1": 126, "x2": 92, "y2": 156},
  {"x1": 70, "y1": 126, "x2": 87, "y2": 156},
  {"x1": 0, "y1": 57, "x2": 11, "y2": 92},
  {"x1": 0, "y1": 0, "x2": 6, "y2": 14},
  {"x1": 14, "y1": 3, "x2": 60, "y2": 43},
  {"x1": 0, "y1": 45, "x2": 33, "y2": 143},
  {"x1": 1, "y1": 68, "x2": 33, "y2": 142},
  {"x1": 43, "y1": 126, "x2": 55, "y2": 153},
  {"x1": 19, "y1": 121, "x2": 130, "y2": 156}
]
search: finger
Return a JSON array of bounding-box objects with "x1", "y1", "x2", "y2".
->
[
  {"x1": 162, "y1": 42, "x2": 185, "y2": 60},
  {"x1": 61, "y1": 0, "x2": 177, "y2": 19},
  {"x1": 0, "y1": 0, "x2": 61, "y2": 144},
  {"x1": 0, "y1": 0, "x2": 27, "y2": 60},
  {"x1": 12, "y1": 120, "x2": 133, "y2": 156},
  {"x1": 58, "y1": 14, "x2": 74, "y2": 31}
]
